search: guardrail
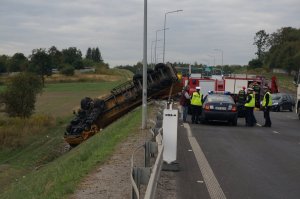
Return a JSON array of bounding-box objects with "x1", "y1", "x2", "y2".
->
[{"x1": 131, "y1": 101, "x2": 166, "y2": 199}]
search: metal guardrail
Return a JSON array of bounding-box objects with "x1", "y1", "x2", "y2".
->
[{"x1": 131, "y1": 101, "x2": 166, "y2": 199}]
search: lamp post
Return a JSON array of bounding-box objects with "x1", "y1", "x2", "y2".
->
[
  {"x1": 208, "y1": 55, "x2": 215, "y2": 67},
  {"x1": 163, "y1": 9, "x2": 183, "y2": 63},
  {"x1": 155, "y1": 28, "x2": 168, "y2": 64},
  {"x1": 142, "y1": 0, "x2": 147, "y2": 129},
  {"x1": 214, "y1": 49, "x2": 223, "y2": 67},
  {"x1": 151, "y1": 40, "x2": 155, "y2": 68}
]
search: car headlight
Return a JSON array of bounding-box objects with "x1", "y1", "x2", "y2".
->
[{"x1": 273, "y1": 102, "x2": 278, "y2": 105}]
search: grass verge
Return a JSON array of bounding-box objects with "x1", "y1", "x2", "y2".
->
[{"x1": 0, "y1": 107, "x2": 142, "y2": 199}]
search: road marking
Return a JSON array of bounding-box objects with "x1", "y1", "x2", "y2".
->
[
  {"x1": 273, "y1": 131, "x2": 280, "y2": 134},
  {"x1": 256, "y1": 123, "x2": 262, "y2": 127},
  {"x1": 188, "y1": 149, "x2": 193, "y2": 152},
  {"x1": 183, "y1": 123, "x2": 227, "y2": 199},
  {"x1": 197, "y1": 180, "x2": 204, "y2": 184}
]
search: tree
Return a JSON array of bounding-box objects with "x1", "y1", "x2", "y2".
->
[
  {"x1": 0, "y1": 55, "x2": 9, "y2": 73},
  {"x1": 29, "y1": 48, "x2": 52, "y2": 85},
  {"x1": 8, "y1": 53, "x2": 29, "y2": 72},
  {"x1": 253, "y1": 30, "x2": 269, "y2": 61},
  {"x1": 264, "y1": 27, "x2": 300, "y2": 73},
  {"x1": 2, "y1": 72, "x2": 42, "y2": 118},
  {"x1": 48, "y1": 46, "x2": 63, "y2": 69},
  {"x1": 248, "y1": 58, "x2": 263, "y2": 69},
  {"x1": 62, "y1": 47, "x2": 83, "y2": 69},
  {"x1": 86, "y1": 48, "x2": 92, "y2": 60},
  {"x1": 94, "y1": 47, "x2": 103, "y2": 62},
  {"x1": 60, "y1": 64, "x2": 75, "y2": 76}
]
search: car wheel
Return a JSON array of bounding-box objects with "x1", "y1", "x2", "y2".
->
[{"x1": 231, "y1": 118, "x2": 238, "y2": 126}]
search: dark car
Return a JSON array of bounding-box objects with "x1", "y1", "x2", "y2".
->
[
  {"x1": 271, "y1": 93, "x2": 295, "y2": 112},
  {"x1": 201, "y1": 93, "x2": 238, "y2": 125}
]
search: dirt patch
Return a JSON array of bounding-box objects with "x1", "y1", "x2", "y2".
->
[{"x1": 69, "y1": 128, "x2": 151, "y2": 199}]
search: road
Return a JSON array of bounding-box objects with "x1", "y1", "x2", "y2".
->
[{"x1": 176, "y1": 110, "x2": 300, "y2": 199}]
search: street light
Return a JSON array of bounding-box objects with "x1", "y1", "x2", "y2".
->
[
  {"x1": 142, "y1": 0, "x2": 147, "y2": 129},
  {"x1": 208, "y1": 55, "x2": 215, "y2": 67},
  {"x1": 163, "y1": 9, "x2": 183, "y2": 63},
  {"x1": 155, "y1": 28, "x2": 168, "y2": 64},
  {"x1": 150, "y1": 40, "x2": 155, "y2": 68},
  {"x1": 214, "y1": 49, "x2": 223, "y2": 67}
]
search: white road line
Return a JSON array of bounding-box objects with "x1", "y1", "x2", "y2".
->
[
  {"x1": 256, "y1": 123, "x2": 262, "y2": 127},
  {"x1": 273, "y1": 131, "x2": 280, "y2": 134},
  {"x1": 183, "y1": 123, "x2": 226, "y2": 199}
]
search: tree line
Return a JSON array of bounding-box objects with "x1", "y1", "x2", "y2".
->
[
  {"x1": 0, "y1": 46, "x2": 105, "y2": 118},
  {"x1": 250, "y1": 27, "x2": 300, "y2": 74},
  {"x1": 0, "y1": 46, "x2": 105, "y2": 83}
]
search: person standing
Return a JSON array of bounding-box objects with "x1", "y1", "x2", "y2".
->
[
  {"x1": 179, "y1": 86, "x2": 191, "y2": 123},
  {"x1": 244, "y1": 88, "x2": 255, "y2": 126},
  {"x1": 190, "y1": 87, "x2": 203, "y2": 124},
  {"x1": 262, "y1": 87, "x2": 272, "y2": 127}
]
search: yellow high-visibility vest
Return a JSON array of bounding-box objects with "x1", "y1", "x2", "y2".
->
[
  {"x1": 245, "y1": 94, "x2": 255, "y2": 107},
  {"x1": 191, "y1": 92, "x2": 203, "y2": 106},
  {"x1": 262, "y1": 92, "x2": 272, "y2": 107}
]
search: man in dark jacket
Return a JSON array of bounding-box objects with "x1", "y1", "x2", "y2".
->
[{"x1": 180, "y1": 86, "x2": 190, "y2": 123}]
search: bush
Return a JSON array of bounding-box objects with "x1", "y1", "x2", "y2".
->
[
  {"x1": 2, "y1": 72, "x2": 43, "y2": 117},
  {"x1": 60, "y1": 64, "x2": 75, "y2": 76}
]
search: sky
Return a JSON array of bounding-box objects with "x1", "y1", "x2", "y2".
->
[{"x1": 0, "y1": 0, "x2": 299, "y2": 67}]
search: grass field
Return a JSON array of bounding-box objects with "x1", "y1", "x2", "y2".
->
[
  {"x1": 0, "y1": 80, "x2": 127, "y2": 193},
  {"x1": 36, "y1": 82, "x2": 120, "y2": 117},
  {"x1": 0, "y1": 107, "x2": 143, "y2": 199}
]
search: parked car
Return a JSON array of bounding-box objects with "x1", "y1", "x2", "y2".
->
[
  {"x1": 271, "y1": 93, "x2": 295, "y2": 112},
  {"x1": 201, "y1": 92, "x2": 238, "y2": 125}
]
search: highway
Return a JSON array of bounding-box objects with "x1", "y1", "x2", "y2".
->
[{"x1": 176, "y1": 110, "x2": 300, "y2": 199}]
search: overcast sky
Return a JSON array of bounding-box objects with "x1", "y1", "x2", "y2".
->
[{"x1": 0, "y1": 0, "x2": 299, "y2": 67}]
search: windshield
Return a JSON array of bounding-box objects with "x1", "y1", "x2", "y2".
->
[
  {"x1": 272, "y1": 94, "x2": 282, "y2": 100},
  {"x1": 206, "y1": 94, "x2": 234, "y2": 103}
]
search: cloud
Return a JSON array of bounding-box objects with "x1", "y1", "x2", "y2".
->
[{"x1": 0, "y1": 0, "x2": 299, "y2": 66}]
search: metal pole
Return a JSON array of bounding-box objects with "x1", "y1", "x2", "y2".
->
[
  {"x1": 163, "y1": 10, "x2": 183, "y2": 63},
  {"x1": 151, "y1": 41, "x2": 155, "y2": 67},
  {"x1": 163, "y1": 13, "x2": 167, "y2": 63},
  {"x1": 155, "y1": 30, "x2": 158, "y2": 64},
  {"x1": 142, "y1": 0, "x2": 147, "y2": 129}
]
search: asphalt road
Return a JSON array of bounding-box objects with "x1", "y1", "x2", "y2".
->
[{"x1": 176, "y1": 110, "x2": 300, "y2": 199}]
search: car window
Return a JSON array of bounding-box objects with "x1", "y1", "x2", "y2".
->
[
  {"x1": 206, "y1": 94, "x2": 234, "y2": 103},
  {"x1": 272, "y1": 94, "x2": 282, "y2": 100}
]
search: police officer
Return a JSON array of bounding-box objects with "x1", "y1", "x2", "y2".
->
[
  {"x1": 191, "y1": 86, "x2": 203, "y2": 124},
  {"x1": 262, "y1": 86, "x2": 272, "y2": 127},
  {"x1": 244, "y1": 88, "x2": 255, "y2": 126}
]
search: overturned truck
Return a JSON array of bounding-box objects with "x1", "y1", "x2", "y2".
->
[{"x1": 64, "y1": 63, "x2": 180, "y2": 146}]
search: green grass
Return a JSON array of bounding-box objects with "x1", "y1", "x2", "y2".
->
[{"x1": 0, "y1": 107, "x2": 142, "y2": 199}]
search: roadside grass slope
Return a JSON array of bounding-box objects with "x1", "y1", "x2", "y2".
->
[{"x1": 0, "y1": 107, "x2": 142, "y2": 199}]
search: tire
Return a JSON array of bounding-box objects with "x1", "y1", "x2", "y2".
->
[
  {"x1": 154, "y1": 63, "x2": 166, "y2": 71},
  {"x1": 231, "y1": 118, "x2": 238, "y2": 126},
  {"x1": 81, "y1": 97, "x2": 92, "y2": 110},
  {"x1": 133, "y1": 74, "x2": 143, "y2": 84}
]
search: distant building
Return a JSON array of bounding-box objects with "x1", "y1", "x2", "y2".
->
[{"x1": 272, "y1": 68, "x2": 288, "y2": 74}]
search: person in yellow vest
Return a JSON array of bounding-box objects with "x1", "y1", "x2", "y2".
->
[
  {"x1": 191, "y1": 86, "x2": 203, "y2": 124},
  {"x1": 244, "y1": 88, "x2": 256, "y2": 126},
  {"x1": 262, "y1": 86, "x2": 272, "y2": 127}
]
